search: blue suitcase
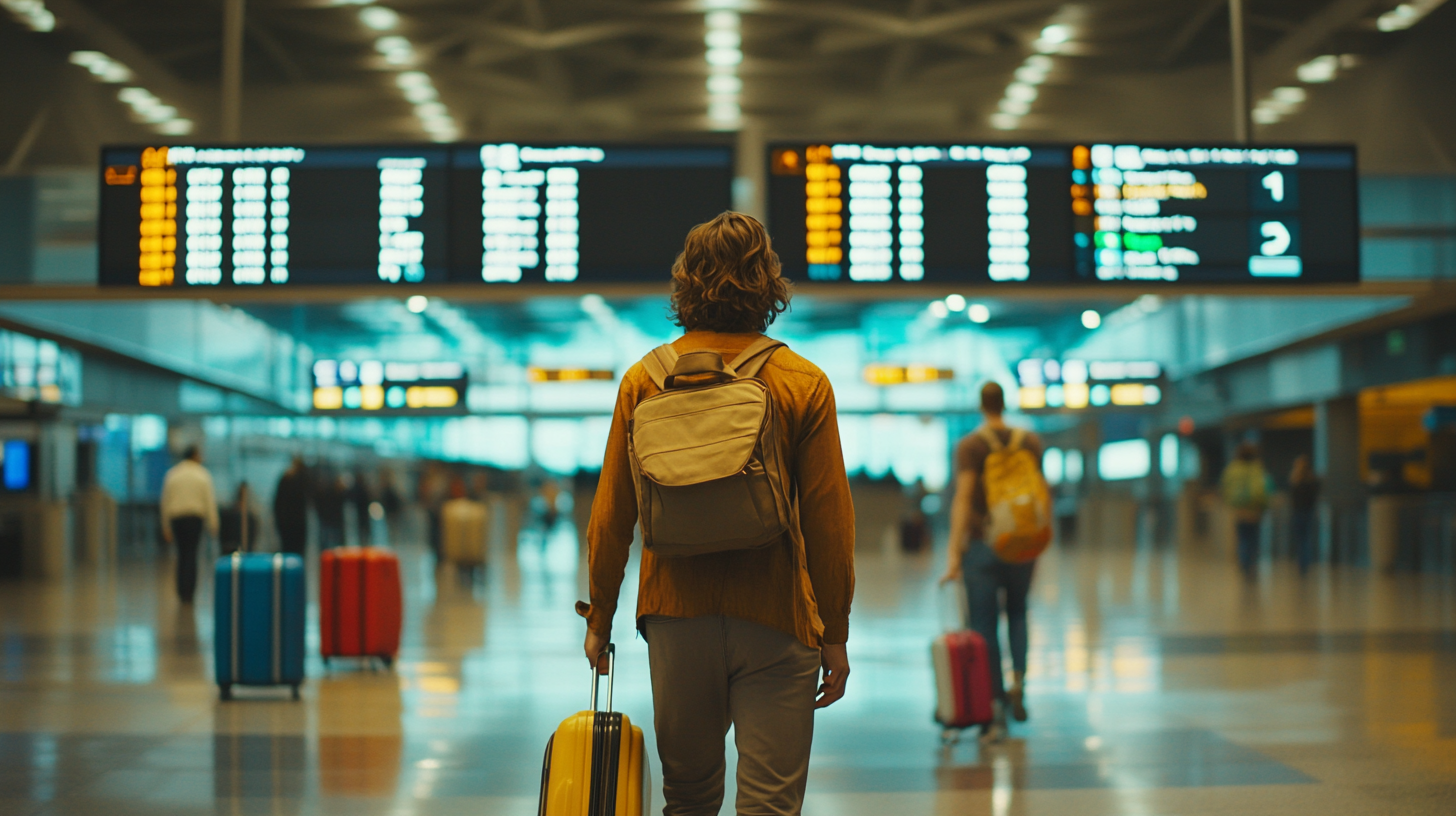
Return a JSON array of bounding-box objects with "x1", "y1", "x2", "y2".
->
[{"x1": 214, "y1": 552, "x2": 306, "y2": 700}]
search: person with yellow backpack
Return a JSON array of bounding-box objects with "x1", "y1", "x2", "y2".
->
[{"x1": 940, "y1": 382, "x2": 1053, "y2": 740}]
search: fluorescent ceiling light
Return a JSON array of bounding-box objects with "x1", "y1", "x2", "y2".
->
[
  {"x1": 1377, "y1": 0, "x2": 1448, "y2": 31},
  {"x1": 944, "y1": 294, "x2": 967, "y2": 311},
  {"x1": 156, "y1": 119, "x2": 194, "y2": 135},
  {"x1": 1040, "y1": 24, "x2": 1072, "y2": 43},
  {"x1": 70, "y1": 51, "x2": 134, "y2": 83},
  {"x1": 705, "y1": 29, "x2": 740, "y2": 48},
  {"x1": 998, "y1": 97, "x2": 1031, "y2": 115},
  {"x1": 1272, "y1": 86, "x2": 1307, "y2": 104},
  {"x1": 706, "y1": 47, "x2": 742, "y2": 66},
  {"x1": 1014, "y1": 65, "x2": 1048, "y2": 84},
  {"x1": 1005, "y1": 82, "x2": 1038, "y2": 102},
  {"x1": 1297, "y1": 54, "x2": 1340, "y2": 82},
  {"x1": 708, "y1": 100, "x2": 740, "y2": 120},
  {"x1": 1081, "y1": 309, "x2": 1101, "y2": 329},
  {"x1": 705, "y1": 10, "x2": 740, "y2": 28},
  {"x1": 2, "y1": 0, "x2": 56, "y2": 32},
  {"x1": 359, "y1": 5, "x2": 398, "y2": 30},
  {"x1": 989, "y1": 112, "x2": 1020, "y2": 130},
  {"x1": 396, "y1": 71, "x2": 431, "y2": 89},
  {"x1": 967, "y1": 303, "x2": 991, "y2": 323},
  {"x1": 706, "y1": 74, "x2": 741, "y2": 94}
]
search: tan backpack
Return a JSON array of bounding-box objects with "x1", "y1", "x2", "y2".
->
[{"x1": 630, "y1": 336, "x2": 794, "y2": 557}]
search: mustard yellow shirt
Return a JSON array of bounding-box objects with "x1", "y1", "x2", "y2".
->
[{"x1": 578, "y1": 331, "x2": 856, "y2": 648}]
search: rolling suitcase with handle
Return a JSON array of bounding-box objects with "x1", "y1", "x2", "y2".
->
[
  {"x1": 538, "y1": 644, "x2": 651, "y2": 816},
  {"x1": 932, "y1": 629, "x2": 995, "y2": 742},
  {"x1": 320, "y1": 546, "x2": 402, "y2": 668},
  {"x1": 214, "y1": 551, "x2": 305, "y2": 700}
]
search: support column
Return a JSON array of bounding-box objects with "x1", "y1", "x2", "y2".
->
[
  {"x1": 221, "y1": 0, "x2": 246, "y2": 142},
  {"x1": 1228, "y1": 0, "x2": 1251, "y2": 144},
  {"x1": 1314, "y1": 397, "x2": 1362, "y2": 563},
  {"x1": 734, "y1": 124, "x2": 766, "y2": 222}
]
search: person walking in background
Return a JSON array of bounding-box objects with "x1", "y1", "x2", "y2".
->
[
  {"x1": 159, "y1": 445, "x2": 219, "y2": 605},
  {"x1": 315, "y1": 470, "x2": 347, "y2": 551},
  {"x1": 940, "y1": 381, "x2": 1046, "y2": 741},
  {"x1": 219, "y1": 481, "x2": 259, "y2": 555},
  {"x1": 349, "y1": 468, "x2": 374, "y2": 547},
  {"x1": 1289, "y1": 454, "x2": 1321, "y2": 575},
  {"x1": 1221, "y1": 441, "x2": 1274, "y2": 579},
  {"x1": 580, "y1": 212, "x2": 856, "y2": 815},
  {"x1": 273, "y1": 457, "x2": 310, "y2": 557}
]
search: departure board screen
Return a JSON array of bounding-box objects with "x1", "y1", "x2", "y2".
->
[
  {"x1": 448, "y1": 144, "x2": 733, "y2": 283},
  {"x1": 100, "y1": 145, "x2": 451, "y2": 286},
  {"x1": 766, "y1": 142, "x2": 1357, "y2": 284},
  {"x1": 1072, "y1": 144, "x2": 1358, "y2": 283},
  {"x1": 768, "y1": 143, "x2": 1074, "y2": 283},
  {"x1": 98, "y1": 143, "x2": 733, "y2": 287}
]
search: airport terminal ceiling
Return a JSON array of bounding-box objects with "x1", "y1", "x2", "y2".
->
[{"x1": 0, "y1": 0, "x2": 1454, "y2": 173}]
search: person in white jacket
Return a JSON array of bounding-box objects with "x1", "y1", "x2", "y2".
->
[{"x1": 160, "y1": 446, "x2": 219, "y2": 604}]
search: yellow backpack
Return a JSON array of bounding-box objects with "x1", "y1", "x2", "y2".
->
[{"x1": 980, "y1": 427, "x2": 1052, "y2": 563}]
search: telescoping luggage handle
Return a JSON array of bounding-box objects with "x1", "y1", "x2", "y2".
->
[{"x1": 589, "y1": 643, "x2": 616, "y2": 713}]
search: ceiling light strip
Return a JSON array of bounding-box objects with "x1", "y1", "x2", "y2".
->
[
  {"x1": 991, "y1": 23, "x2": 1070, "y2": 132},
  {"x1": 705, "y1": 6, "x2": 742, "y2": 131},
  {"x1": 358, "y1": 3, "x2": 459, "y2": 142}
]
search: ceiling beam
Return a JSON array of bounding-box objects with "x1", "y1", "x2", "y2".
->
[
  {"x1": 44, "y1": 0, "x2": 208, "y2": 120},
  {"x1": 1254, "y1": 0, "x2": 1385, "y2": 90},
  {"x1": 1158, "y1": 0, "x2": 1225, "y2": 66}
]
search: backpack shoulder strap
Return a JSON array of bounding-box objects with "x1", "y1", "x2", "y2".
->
[
  {"x1": 977, "y1": 425, "x2": 1004, "y2": 452},
  {"x1": 640, "y1": 345, "x2": 680, "y2": 390},
  {"x1": 1006, "y1": 428, "x2": 1026, "y2": 451},
  {"x1": 730, "y1": 336, "x2": 785, "y2": 380}
]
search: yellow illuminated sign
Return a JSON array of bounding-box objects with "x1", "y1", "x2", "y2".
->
[
  {"x1": 1063, "y1": 382, "x2": 1089, "y2": 409},
  {"x1": 863, "y1": 364, "x2": 955, "y2": 386},
  {"x1": 527, "y1": 368, "x2": 614, "y2": 382},
  {"x1": 406, "y1": 386, "x2": 459, "y2": 408},
  {"x1": 1109, "y1": 383, "x2": 1147, "y2": 406},
  {"x1": 137, "y1": 147, "x2": 175, "y2": 286},
  {"x1": 1019, "y1": 385, "x2": 1047, "y2": 409},
  {"x1": 313, "y1": 386, "x2": 343, "y2": 410},
  {"x1": 804, "y1": 147, "x2": 843, "y2": 269}
]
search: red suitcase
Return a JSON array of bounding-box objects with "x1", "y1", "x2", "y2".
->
[
  {"x1": 321, "y1": 546, "x2": 402, "y2": 667},
  {"x1": 932, "y1": 630, "x2": 994, "y2": 740}
]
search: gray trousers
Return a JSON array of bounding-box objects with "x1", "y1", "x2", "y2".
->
[{"x1": 643, "y1": 615, "x2": 822, "y2": 816}]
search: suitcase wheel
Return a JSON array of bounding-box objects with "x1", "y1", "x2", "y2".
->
[
  {"x1": 291, "y1": 684, "x2": 301, "y2": 701},
  {"x1": 940, "y1": 728, "x2": 961, "y2": 745},
  {"x1": 219, "y1": 684, "x2": 232, "y2": 702},
  {"x1": 379, "y1": 655, "x2": 394, "y2": 670}
]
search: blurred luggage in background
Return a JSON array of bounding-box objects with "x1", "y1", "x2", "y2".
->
[
  {"x1": 320, "y1": 546, "x2": 402, "y2": 668},
  {"x1": 214, "y1": 551, "x2": 306, "y2": 700}
]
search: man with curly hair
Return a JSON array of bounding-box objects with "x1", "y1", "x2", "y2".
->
[{"x1": 578, "y1": 212, "x2": 856, "y2": 816}]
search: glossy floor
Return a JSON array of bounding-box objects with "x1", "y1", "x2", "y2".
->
[{"x1": 1, "y1": 520, "x2": 1454, "y2": 815}]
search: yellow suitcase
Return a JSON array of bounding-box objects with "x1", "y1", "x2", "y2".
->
[{"x1": 538, "y1": 644, "x2": 651, "y2": 816}]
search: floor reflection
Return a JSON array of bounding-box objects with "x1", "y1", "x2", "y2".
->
[{"x1": 0, "y1": 509, "x2": 1451, "y2": 814}]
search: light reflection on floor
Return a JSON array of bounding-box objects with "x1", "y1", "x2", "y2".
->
[{"x1": 0, "y1": 514, "x2": 1453, "y2": 815}]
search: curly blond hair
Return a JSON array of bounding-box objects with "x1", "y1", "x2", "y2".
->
[{"x1": 669, "y1": 212, "x2": 791, "y2": 333}]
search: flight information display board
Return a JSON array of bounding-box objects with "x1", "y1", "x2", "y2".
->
[
  {"x1": 1072, "y1": 144, "x2": 1358, "y2": 283},
  {"x1": 767, "y1": 142, "x2": 1358, "y2": 284},
  {"x1": 98, "y1": 143, "x2": 733, "y2": 287},
  {"x1": 768, "y1": 143, "x2": 1073, "y2": 283}
]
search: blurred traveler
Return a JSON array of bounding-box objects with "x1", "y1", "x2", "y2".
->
[
  {"x1": 539, "y1": 478, "x2": 561, "y2": 534},
  {"x1": 940, "y1": 381, "x2": 1047, "y2": 740},
  {"x1": 579, "y1": 212, "x2": 856, "y2": 816},
  {"x1": 349, "y1": 469, "x2": 373, "y2": 547},
  {"x1": 1221, "y1": 442, "x2": 1273, "y2": 578},
  {"x1": 218, "y1": 481, "x2": 260, "y2": 555},
  {"x1": 159, "y1": 445, "x2": 219, "y2": 605},
  {"x1": 1289, "y1": 455, "x2": 1321, "y2": 574},
  {"x1": 315, "y1": 471, "x2": 347, "y2": 551},
  {"x1": 441, "y1": 476, "x2": 489, "y2": 571},
  {"x1": 273, "y1": 457, "x2": 310, "y2": 557},
  {"x1": 419, "y1": 467, "x2": 447, "y2": 560}
]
